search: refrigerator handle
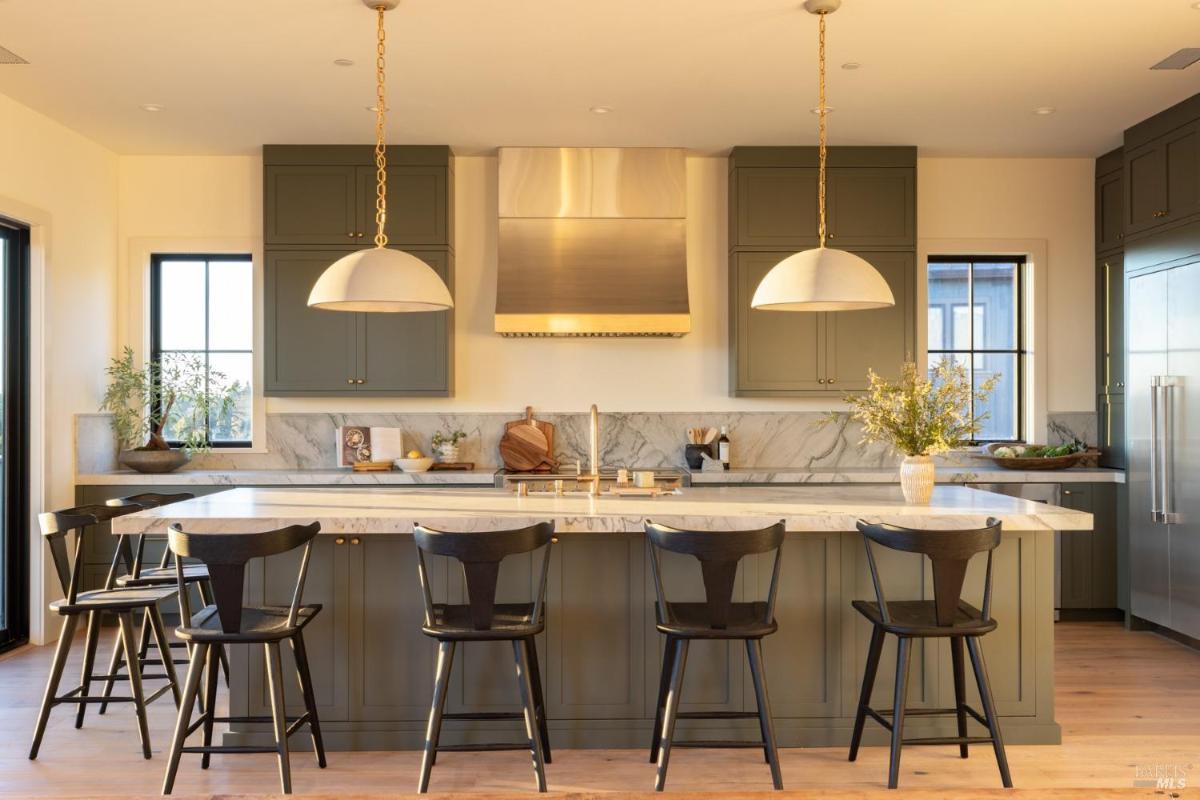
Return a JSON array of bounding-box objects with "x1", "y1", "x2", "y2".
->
[
  {"x1": 1162, "y1": 377, "x2": 1179, "y2": 524},
  {"x1": 1150, "y1": 377, "x2": 1162, "y2": 523}
]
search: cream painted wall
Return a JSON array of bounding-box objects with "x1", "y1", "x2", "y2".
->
[
  {"x1": 917, "y1": 158, "x2": 1095, "y2": 413},
  {"x1": 116, "y1": 153, "x2": 1096, "y2": 417},
  {"x1": 0, "y1": 93, "x2": 119, "y2": 642}
]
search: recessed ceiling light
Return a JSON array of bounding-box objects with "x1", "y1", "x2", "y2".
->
[
  {"x1": 810, "y1": 106, "x2": 835, "y2": 114},
  {"x1": 1033, "y1": 106, "x2": 1056, "y2": 115},
  {"x1": 841, "y1": 61, "x2": 861, "y2": 70},
  {"x1": 140, "y1": 103, "x2": 165, "y2": 112},
  {"x1": 333, "y1": 58, "x2": 354, "y2": 66},
  {"x1": 1192, "y1": 2, "x2": 1200, "y2": 9},
  {"x1": 589, "y1": 105, "x2": 612, "y2": 115}
]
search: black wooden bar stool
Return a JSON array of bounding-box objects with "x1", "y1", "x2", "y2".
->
[
  {"x1": 645, "y1": 519, "x2": 786, "y2": 792},
  {"x1": 848, "y1": 518, "x2": 1012, "y2": 789},
  {"x1": 413, "y1": 521, "x2": 555, "y2": 794},
  {"x1": 29, "y1": 504, "x2": 182, "y2": 760},
  {"x1": 96, "y1": 492, "x2": 231, "y2": 715},
  {"x1": 161, "y1": 521, "x2": 327, "y2": 796}
]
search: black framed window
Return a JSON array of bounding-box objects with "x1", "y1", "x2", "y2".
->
[
  {"x1": 0, "y1": 217, "x2": 30, "y2": 653},
  {"x1": 927, "y1": 256, "x2": 1026, "y2": 443},
  {"x1": 150, "y1": 254, "x2": 253, "y2": 447}
]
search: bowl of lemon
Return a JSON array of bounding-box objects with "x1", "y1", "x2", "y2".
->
[{"x1": 394, "y1": 451, "x2": 434, "y2": 472}]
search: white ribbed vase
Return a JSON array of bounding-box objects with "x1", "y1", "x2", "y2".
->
[{"x1": 899, "y1": 455, "x2": 936, "y2": 505}]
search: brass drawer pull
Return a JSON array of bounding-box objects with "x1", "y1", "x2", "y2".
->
[
  {"x1": 335, "y1": 537, "x2": 346, "y2": 545},
  {"x1": 350, "y1": 537, "x2": 361, "y2": 545}
]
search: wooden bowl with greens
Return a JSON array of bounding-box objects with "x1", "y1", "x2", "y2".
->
[{"x1": 979, "y1": 442, "x2": 1095, "y2": 470}]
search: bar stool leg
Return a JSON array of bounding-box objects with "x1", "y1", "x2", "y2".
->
[
  {"x1": 649, "y1": 634, "x2": 677, "y2": 763},
  {"x1": 97, "y1": 630, "x2": 125, "y2": 715},
  {"x1": 966, "y1": 636, "x2": 1013, "y2": 788},
  {"x1": 200, "y1": 643, "x2": 220, "y2": 769},
  {"x1": 290, "y1": 632, "x2": 327, "y2": 768},
  {"x1": 513, "y1": 638, "x2": 548, "y2": 792},
  {"x1": 29, "y1": 614, "x2": 79, "y2": 759},
  {"x1": 117, "y1": 611, "x2": 153, "y2": 759},
  {"x1": 654, "y1": 638, "x2": 688, "y2": 792},
  {"x1": 849, "y1": 626, "x2": 885, "y2": 762},
  {"x1": 74, "y1": 610, "x2": 102, "y2": 728},
  {"x1": 149, "y1": 606, "x2": 182, "y2": 707},
  {"x1": 950, "y1": 636, "x2": 969, "y2": 758},
  {"x1": 418, "y1": 640, "x2": 454, "y2": 793},
  {"x1": 887, "y1": 636, "x2": 912, "y2": 789},
  {"x1": 747, "y1": 639, "x2": 784, "y2": 789},
  {"x1": 163, "y1": 642, "x2": 207, "y2": 795},
  {"x1": 265, "y1": 641, "x2": 293, "y2": 794},
  {"x1": 524, "y1": 636, "x2": 552, "y2": 764}
]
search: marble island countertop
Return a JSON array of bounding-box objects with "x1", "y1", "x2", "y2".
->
[{"x1": 111, "y1": 484, "x2": 1092, "y2": 535}]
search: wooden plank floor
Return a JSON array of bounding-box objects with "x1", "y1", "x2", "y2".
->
[{"x1": 1, "y1": 622, "x2": 1197, "y2": 798}]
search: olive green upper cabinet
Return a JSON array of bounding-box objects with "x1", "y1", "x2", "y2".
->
[
  {"x1": 266, "y1": 249, "x2": 453, "y2": 396},
  {"x1": 1124, "y1": 110, "x2": 1200, "y2": 238},
  {"x1": 728, "y1": 147, "x2": 917, "y2": 396},
  {"x1": 357, "y1": 250, "x2": 453, "y2": 395},
  {"x1": 1095, "y1": 148, "x2": 1124, "y2": 255},
  {"x1": 264, "y1": 145, "x2": 452, "y2": 247},
  {"x1": 825, "y1": 251, "x2": 915, "y2": 390},
  {"x1": 729, "y1": 147, "x2": 916, "y2": 250}
]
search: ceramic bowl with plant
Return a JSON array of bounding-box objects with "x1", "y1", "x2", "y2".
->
[
  {"x1": 100, "y1": 346, "x2": 246, "y2": 474},
  {"x1": 837, "y1": 360, "x2": 998, "y2": 504},
  {"x1": 430, "y1": 429, "x2": 466, "y2": 463}
]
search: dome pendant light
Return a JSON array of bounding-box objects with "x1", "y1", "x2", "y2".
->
[
  {"x1": 751, "y1": 0, "x2": 894, "y2": 313},
  {"x1": 308, "y1": 0, "x2": 453, "y2": 313}
]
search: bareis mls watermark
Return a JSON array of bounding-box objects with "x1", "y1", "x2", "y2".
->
[{"x1": 1133, "y1": 763, "x2": 1190, "y2": 789}]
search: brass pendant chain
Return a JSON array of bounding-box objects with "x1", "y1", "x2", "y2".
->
[
  {"x1": 374, "y1": 5, "x2": 389, "y2": 248},
  {"x1": 816, "y1": 10, "x2": 828, "y2": 248}
]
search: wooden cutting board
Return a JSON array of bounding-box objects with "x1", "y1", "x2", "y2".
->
[{"x1": 500, "y1": 406, "x2": 557, "y2": 472}]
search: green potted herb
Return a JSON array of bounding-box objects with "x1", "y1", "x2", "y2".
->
[
  {"x1": 100, "y1": 346, "x2": 245, "y2": 474},
  {"x1": 430, "y1": 429, "x2": 466, "y2": 463}
]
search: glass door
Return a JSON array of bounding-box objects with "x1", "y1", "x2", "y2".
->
[{"x1": 0, "y1": 218, "x2": 29, "y2": 652}]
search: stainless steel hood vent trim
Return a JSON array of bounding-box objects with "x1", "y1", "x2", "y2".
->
[{"x1": 496, "y1": 147, "x2": 690, "y2": 337}]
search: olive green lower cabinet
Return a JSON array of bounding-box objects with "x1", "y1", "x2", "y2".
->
[{"x1": 225, "y1": 529, "x2": 1059, "y2": 750}]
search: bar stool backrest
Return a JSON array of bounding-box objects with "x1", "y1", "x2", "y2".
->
[
  {"x1": 645, "y1": 520, "x2": 786, "y2": 630},
  {"x1": 412, "y1": 522, "x2": 555, "y2": 631},
  {"x1": 856, "y1": 518, "x2": 1002, "y2": 627},
  {"x1": 105, "y1": 492, "x2": 196, "y2": 586},
  {"x1": 167, "y1": 521, "x2": 321, "y2": 634},
  {"x1": 38, "y1": 502, "x2": 144, "y2": 603}
]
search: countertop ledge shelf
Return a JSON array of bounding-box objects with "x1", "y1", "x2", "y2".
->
[
  {"x1": 687, "y1": 465, "x2": 1126, "y2": 484},
  {"x1": 75, "y1": 468, "x2": 499, "y2": 486},
  {"x1": 111, "y1": 485, "x2": 1093, "y2": 535},
  {"x1": 77, "y1": 464, "x2": 1124, "y2": 486}
]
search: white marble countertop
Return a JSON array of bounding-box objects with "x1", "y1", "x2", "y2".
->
[
  {"x1": 688, "y1": 465, "x2": 1126, "y2": 485},
  {"x1": 111, "y1": 485, "x2": 1092, "y2": 535},
  {"x1": 74, "y1": 469, "x2": 499, "y2": 486}
]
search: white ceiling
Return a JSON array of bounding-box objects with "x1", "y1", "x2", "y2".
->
[{"x1": 0, "y1": 0, "x2": 1198, "y2": 157}]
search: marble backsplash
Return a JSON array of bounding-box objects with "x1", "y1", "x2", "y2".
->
[{"x1": 76, "y1": 410, "x2": 1099, "y2": 474}]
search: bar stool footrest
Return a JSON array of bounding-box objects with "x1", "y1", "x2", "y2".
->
[
  {"x1": 673, "y1": 740, "x2": 765, "y2": 749},
  {"x1": 677, "y1": 711, "x2": 760, "y2": 720},
  {"x1": 180, "y1": 745, "x2": 279, "y2": 755},
  {"x1": 902, "y1": 735, "x2": 996, "y2": 746},
  {"x1": 435, "y1": 743, "x2": 532, "y2": 753},
  {"x1": 442, "y1": 711, "x2": 523, "y2": 721}
]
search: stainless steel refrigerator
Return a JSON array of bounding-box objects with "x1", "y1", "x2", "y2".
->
[{"x1": 1128, "y1": 259, "x2": 1200, "y2": 638}]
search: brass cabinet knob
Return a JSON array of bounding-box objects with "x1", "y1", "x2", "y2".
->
[
  {"x1": 828, "y1": 378, "x2": 836, "y2": 384},
  {"x1": 551, "y1": 536, "x2": 559, "y2": 544},
  {"x1": 817, "y1": 378, "x2": 826, "y2": 384},
  {"x1": 357, "y1": 232, "x2": 365, "y2": 237},
  {"x1": 347, "y1": 378, "x2": 355, "y2": 384},
  {"x1": 334, "y1": 537, "x2": 346, "y2": 545},
  {"x1": 350, "y1": 537, "x2": 361, "y2": 545},
  {"x1": 356, "y1": 378, "x2": 366, "y2": 384},
  {"x1": 347, "y1": 232, "x2": 355, "y2": 237}
]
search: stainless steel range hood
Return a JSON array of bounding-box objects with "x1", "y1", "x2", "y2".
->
[{"x1": 496, "y1": 147, "x2": 689, "y2": 337}]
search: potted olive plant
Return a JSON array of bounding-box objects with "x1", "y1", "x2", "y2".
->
[
  {"x1": 842, "y1": 361, "x2": 998, "y2": 504},
  {"x1": 100, "y1": 346, "x2": 245, "y2": 474}
]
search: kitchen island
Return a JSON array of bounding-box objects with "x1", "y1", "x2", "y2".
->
[{"x1": 114, "y1": 485, "x2": 1090, "y2": 751}]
